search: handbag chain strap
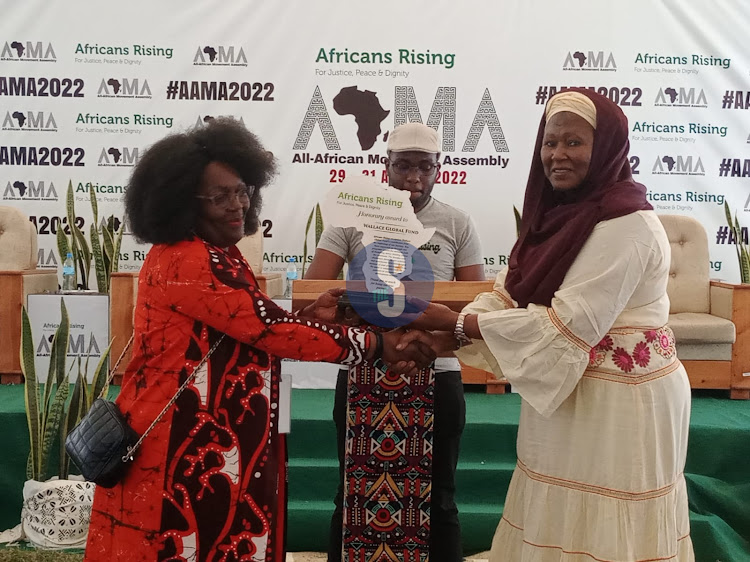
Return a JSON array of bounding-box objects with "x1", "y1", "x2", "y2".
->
[
  {"x1": 98, "y1": 333, "x2": 135, "y2": 400},
  {"x1": 122, "y1": 335, "x2": 225, "y2": 462}
]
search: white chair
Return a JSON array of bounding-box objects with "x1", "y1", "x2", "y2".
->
[
  {"x1": 0, "y1": 206, "x2": 59, "y2": 382},
  {"x1": 659, "y1": 214, "x2": 750, "y2": 398}
]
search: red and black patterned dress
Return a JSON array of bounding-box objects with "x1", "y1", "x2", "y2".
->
[{"x1": 85, "y1": 238, "x2": 369, "y2": 562}]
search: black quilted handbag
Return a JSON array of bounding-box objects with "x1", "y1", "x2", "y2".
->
[
  {"x1": 65, "y1": 398, "x2": 140, "y2": 488},
  {"x1": 65, "y1": 334, "x2": 224, "y2": 488}
]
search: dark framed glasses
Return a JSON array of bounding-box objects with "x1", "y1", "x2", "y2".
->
[
  {"x1": 196, "y1": 184, "x2": 255, "y2": 207},
  {"x1": 389, "y1": 161, "x2": 438, "y2": 176}
]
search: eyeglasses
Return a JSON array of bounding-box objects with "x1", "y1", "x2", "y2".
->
[
  {"x1": 389, "y1": 161, "x2": 438, "y2": 176},
  {"x1": 196, "y1": 184, "x2": 255, "y2": 207}
]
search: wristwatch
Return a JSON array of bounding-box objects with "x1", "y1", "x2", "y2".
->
[{"x1": 454, "y1": 312, "x2": 472, "y2": 348}]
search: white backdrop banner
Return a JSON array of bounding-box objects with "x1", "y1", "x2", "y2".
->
[{"x1": 1, "y1": 1, "x2": 749, "y2": 284}]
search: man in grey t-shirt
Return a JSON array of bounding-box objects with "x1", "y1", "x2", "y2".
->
[{"x1": 306, "y1": 122, "x2": 485, "y2": 562}]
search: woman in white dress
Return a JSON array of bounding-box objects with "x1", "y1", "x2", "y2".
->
[{"x1": 407, "y1": 89, "x2": 694, "y2": 561}]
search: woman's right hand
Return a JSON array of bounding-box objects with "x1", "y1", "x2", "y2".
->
[
  {"x1": 299, "y1": 288, "x2": 364, "y2": 326},
  {"x1": 379, "y1": 328, "x2": 436, "y2": 375},
  {"x1": 416, "y1": 330, "x2": 463, "y2": 357}
]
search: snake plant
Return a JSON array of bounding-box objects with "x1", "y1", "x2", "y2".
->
[
  {"x1": 301, "y1": 203, "x2": 325, "y2": 278},
  {"x1": 513, "y1": 206, "x2": 522, "y2": 238},
  {"x1": 56, "y1": 180, "x2": 124, "y2": 293},
  {"x1": 21, "y1": 299, "x2": 112, "y2": 481},
  {"x1": 724, "y1": 201, "x2": 750, "y2": 283}
]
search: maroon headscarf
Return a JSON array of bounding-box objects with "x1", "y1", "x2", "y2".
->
[{"x1": 505, "y1": 88, "x2": 652, "y2": 308}]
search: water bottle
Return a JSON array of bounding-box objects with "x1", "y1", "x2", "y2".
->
[
  {"x1": 284, "y1": 257, "x2": 298, "y2": 299},
  {"x1": 62, "y1": 252, "x2": 76, "y2": 291}
]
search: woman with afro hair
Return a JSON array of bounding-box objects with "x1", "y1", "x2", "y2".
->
[{"x1": 84, "y1": 118, "x2": 434, "y2": 562}]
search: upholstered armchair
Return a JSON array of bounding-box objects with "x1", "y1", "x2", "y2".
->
[
  {"x1": 0, "y1": 206, "x2": 59, "y2": 382},
  {"x1": 659, "y1": 214, "x2": 750, "y2": 399}
]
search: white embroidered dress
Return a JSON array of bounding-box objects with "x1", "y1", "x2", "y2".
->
[{"x1": 457, "y1": 211, "x2": 694, "y2": 562}]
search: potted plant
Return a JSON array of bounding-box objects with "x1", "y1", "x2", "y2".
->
[
  {"x1": 4, "y1": 299, "x2": 112, "y2": 549},
  {"x1": 301, "y1": 203, "x2": 324, "y2": 279},
  {"x1": 513, "y1": 205, "x2": 522, "y2": 237},
  {"x1": 724, "y1": 201, "x2": 749, "y2": 283},
  {"x1": 56, "y1": 181, "x2": 124, "y2": 293},
  {"x1": 301, "y1": 202, "x2": 343, "y2": 280}
]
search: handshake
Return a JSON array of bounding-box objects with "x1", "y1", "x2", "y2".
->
[{"x1": 301, "y1": 288, "x2": 464, "y2": 375}]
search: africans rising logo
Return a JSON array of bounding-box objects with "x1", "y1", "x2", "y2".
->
[
  {"x1": 563, "y1": 50, "x2": 616, "y2": 71},
  {"x1": 2, "y1": 110, "x2": 57, "y2": 132},
  {"x1": 193, "y1": 45, "x2": 247, "y2": 67},
  {"x1": 98, "y1": 78, "x2": 152, "y2": 98},
  {"x1": 1, "y1": 40, "x2": 56, "y2": 62}
]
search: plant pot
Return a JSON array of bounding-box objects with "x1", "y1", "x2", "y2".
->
[{"x1": 20, "y1": 476, "x2": 95, "y2": 549}]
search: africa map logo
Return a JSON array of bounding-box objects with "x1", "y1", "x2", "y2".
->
[
  {"x1": 193, "y1": 45, "x2": 248, "y2": 66},
  {"x1": 293, "y1": 85, "x2": 508, "y2": 154},
  {"x1": 294, "y1": 86, "x2": 390, "y2": 151},
  {"x1": 1, "y1": 41, "x2": 56, "y2": 62},
  {"x1": 2, "y1": 111, "x2": 57, "y2": 132}
]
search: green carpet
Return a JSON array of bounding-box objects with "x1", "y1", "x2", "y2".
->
[{"x1": 1, "y1": 386, "x2": 748, "y2": 561}]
